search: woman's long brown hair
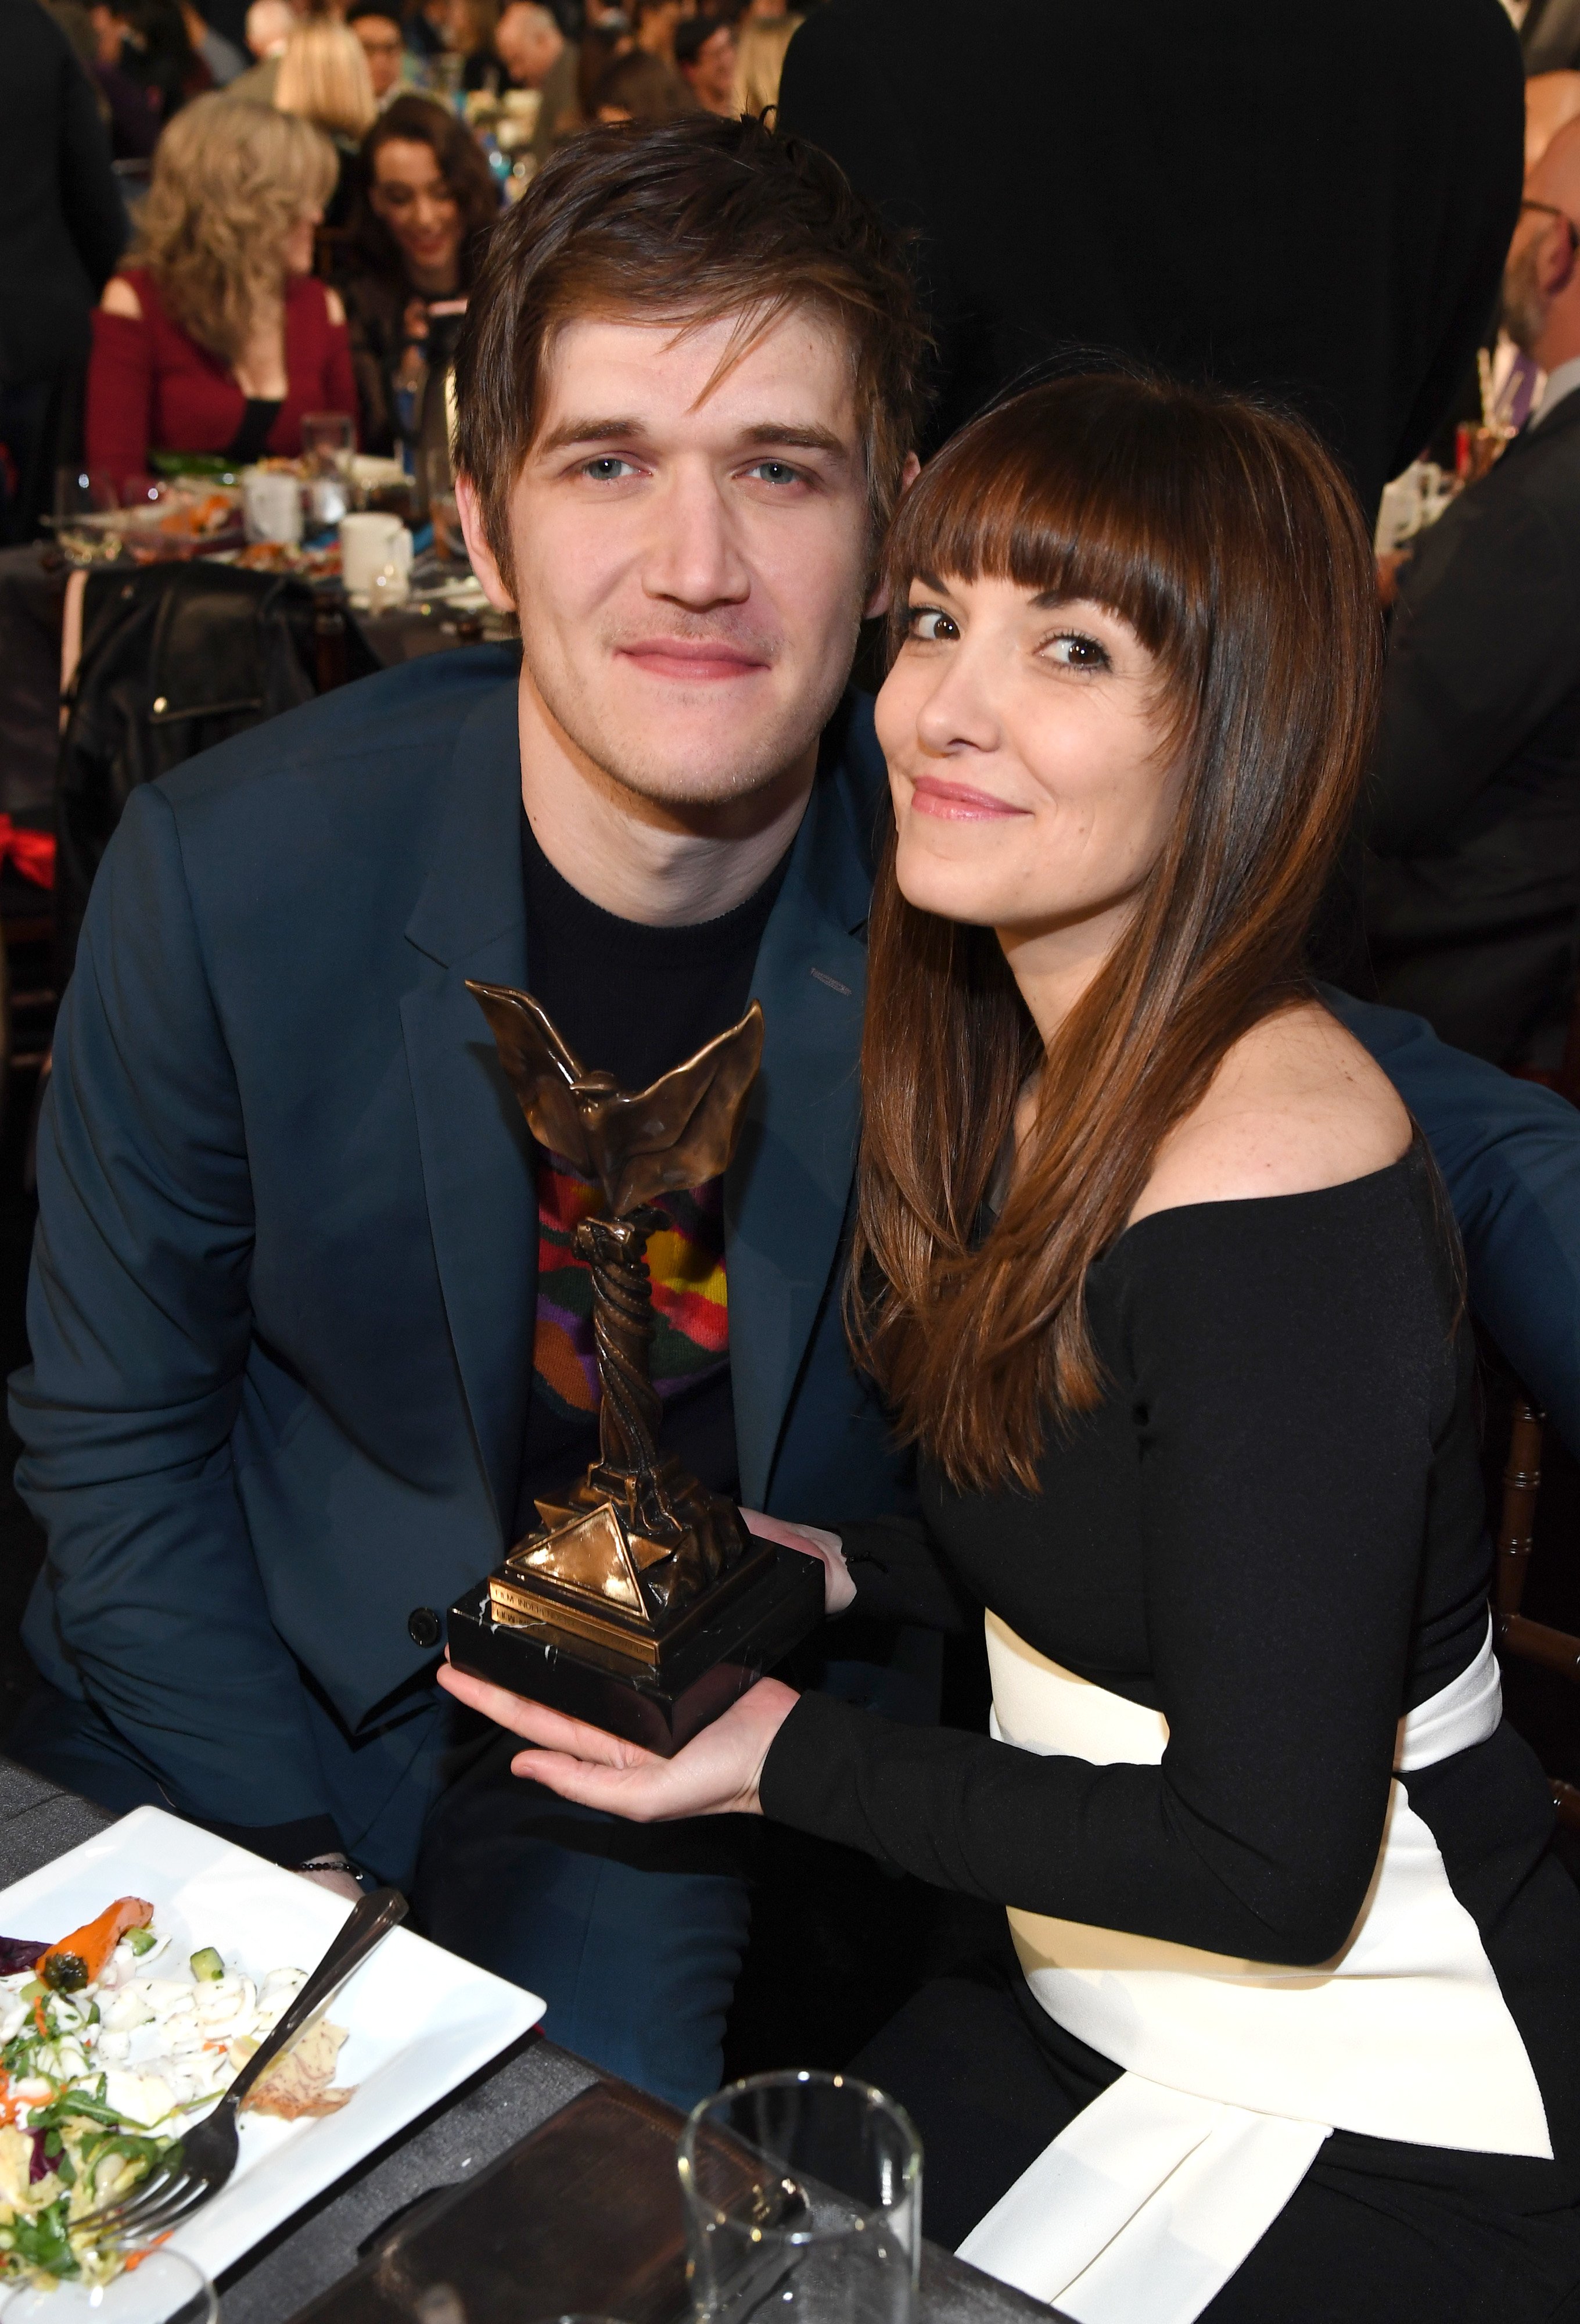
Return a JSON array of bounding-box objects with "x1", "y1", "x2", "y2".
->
[{"x1": 849, "y1": 374, "x2": 1383, "y2": 1492}]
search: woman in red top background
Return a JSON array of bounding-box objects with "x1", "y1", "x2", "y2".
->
[{"x1": 86, "y1": 94, "x2": 357, "y2": 480}]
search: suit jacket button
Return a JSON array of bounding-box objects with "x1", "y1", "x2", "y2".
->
[{"x1": 408, "y1": 1607, "x2": 443, "y2": 1649}]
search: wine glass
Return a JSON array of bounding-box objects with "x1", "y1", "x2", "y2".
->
[{"x1": 1, "y1": 2249, "x2": 217, "y2": 2323}]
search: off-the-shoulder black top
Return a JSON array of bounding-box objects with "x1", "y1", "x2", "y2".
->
[{"x1": 760, "y1": 1147, "x2": 1533, "y2": 1971}]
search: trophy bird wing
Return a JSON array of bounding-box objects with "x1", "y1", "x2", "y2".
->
[
  {"x1": 466, "y1": 982, "x2": 603, "y2": 1178},
  {"x1": 601, "y1": 1002, "x2": 765, "y2": 1216}
]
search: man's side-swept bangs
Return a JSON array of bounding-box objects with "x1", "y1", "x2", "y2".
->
[{"x1": 453, "y1": 115, "x2": 931, "y2": 584}]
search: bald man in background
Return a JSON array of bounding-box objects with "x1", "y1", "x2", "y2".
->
[
  {"x1": 1527, "y1": 69, "x2": 1580, "y2": 170},
  {"x1": 474, "y1": 1, "x2": 581, "y2": 157},
  {"x1": 1362, "y1": 114, "x2": 1580, "y2": 1064},
  {"x1": 225, "y1": 0, "x2": 294, "y2": 101}
]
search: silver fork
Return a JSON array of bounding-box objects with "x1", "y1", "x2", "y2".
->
[{"x1": 73, "y1": 1883, "x2": 408, "y2": 2247}]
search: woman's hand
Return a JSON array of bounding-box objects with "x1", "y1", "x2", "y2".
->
[
  {"x1": 742, "y1": 1509, "x2": 856, "y2": 1614},
  {"x1": 436, "y1": 1660, "x2": 800, "y2": 1821}
]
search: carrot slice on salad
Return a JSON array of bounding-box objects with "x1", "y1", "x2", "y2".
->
[{"x1": 36, "y1": 1898, "x2": 154, "y2": 1993}]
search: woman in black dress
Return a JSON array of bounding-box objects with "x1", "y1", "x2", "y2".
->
[{"x1": 440, "y1": 375, "x2": 1580, "y2": 2323}]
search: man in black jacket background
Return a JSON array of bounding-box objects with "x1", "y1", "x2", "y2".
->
[
  {"x1": 0, "y1": 0, "x2": 127, "y2": 541},
  {"x1": 777, "y1": 0, "x2": 1524, "y2": 523},
  {"x1": 1362, "y1": 117, "x2": 1580, "y2": 1066}
]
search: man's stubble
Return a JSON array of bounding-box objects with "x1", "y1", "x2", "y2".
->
[{"x1": 519, "y1": 612, "x2": 863, "y2": 815}]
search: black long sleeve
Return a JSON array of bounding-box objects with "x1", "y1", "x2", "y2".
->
[
  {"x1": 762, "y1": 1150, "x2": 1489, "y2": 1968},
  {"x1": 835, "y1": 1514, "x2": 973, "y2": 1635}
]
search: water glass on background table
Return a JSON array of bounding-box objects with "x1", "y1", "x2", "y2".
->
[
  {"x1": 242, "y1": 466, "x2": 303, "y2": 546},
  {"x1": 679, "y1": 2071, "x2": 922, "y2": 2323},
  {"x1": 51, "y1": 467, "x2": 119, "y2": 564},
  {"x1": 302, "y1": 413, "x2": 357, "y2": 526},
  {"x1": 418, "y1": 444, "x2": 465, "y2": 568},
  {"x1": 1, "y1": 2250, "x2": 217, "y2": 2323}
]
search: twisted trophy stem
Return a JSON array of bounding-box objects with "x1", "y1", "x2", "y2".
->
[{"x1": 572, "y1": 1208, "x2": 681, "y2": 1541}]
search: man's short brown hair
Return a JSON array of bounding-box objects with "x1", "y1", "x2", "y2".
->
[{"x1": 452, "y1": 114, "x2": 931, "y2": 580}]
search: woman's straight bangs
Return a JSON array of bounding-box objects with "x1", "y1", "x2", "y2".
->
[{"x1": 881, "y1": 388, "x2": 1213, "y2": 687}]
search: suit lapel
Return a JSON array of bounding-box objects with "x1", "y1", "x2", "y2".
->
[
  {"x1": 401, "y1": 680, "x2": 535, "y2": 1540},
  {"x1": 1499, "y1": 382, "x2": 1580, "y2": 467},
  {"x1": 398, "y1": 680, "x2": 886, "y2": 1527},
  {"x1": 727, "y1": 701, "x2": 887, "y2": 1506}
]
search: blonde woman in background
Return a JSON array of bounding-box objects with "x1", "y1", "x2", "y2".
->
[
  {"x1": 732, "y1": 0, "x2": 800, "y2": 116},
  {"x1": 85, "y1": 95, "x2": 357, "y2": 478},
  {"x1": 274, "y1": 18, "x2": 380, "y2": 223}
]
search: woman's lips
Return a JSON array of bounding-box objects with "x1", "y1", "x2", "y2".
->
[
  {"x1": 617, "y1": 641, "x2": 771, "y2": 682},
  {"x1": 909, "y1": 773, "x2": 1029, "y2": 820}
]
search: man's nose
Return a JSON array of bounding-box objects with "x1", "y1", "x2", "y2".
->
[{"x1": 641, "y1": 469, "x2": 751, "y2": 609}]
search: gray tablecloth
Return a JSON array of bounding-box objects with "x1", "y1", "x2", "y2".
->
[{"x1": 0, "y1": 1756, "x2": 1048, "y2": 2321}]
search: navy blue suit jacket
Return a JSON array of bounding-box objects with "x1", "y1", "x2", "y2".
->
[{"x1": 13, "y1": 650, "x2": 1580, "y2": 1879}]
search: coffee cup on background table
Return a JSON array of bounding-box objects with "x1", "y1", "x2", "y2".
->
[{"x1": 340, "y1": 511, "x2": 413, "y2": 604}]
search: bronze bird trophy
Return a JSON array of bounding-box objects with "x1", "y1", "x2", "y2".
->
[{"x1": 444, "y1": 985, "x2": 824, "y2": 1755}]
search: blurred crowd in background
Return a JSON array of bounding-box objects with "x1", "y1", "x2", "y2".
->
[
  {"x1": 14, "y1": 0, "x2": 1580, "y2": 1091},
  {"x1": 3, "y1": 0, "x2": 803, "y2": 539}
]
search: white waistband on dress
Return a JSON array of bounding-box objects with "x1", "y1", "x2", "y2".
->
[{"x1": 954, "y1": 1612, "x2": 1549, "y2": 2324}]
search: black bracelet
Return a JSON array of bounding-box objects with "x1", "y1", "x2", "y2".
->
[{"x1": 297, "y1": 1854, "x2": 355, "y2": 1876}]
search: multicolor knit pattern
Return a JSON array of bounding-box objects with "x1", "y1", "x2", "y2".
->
[{"x1": 532, "y1": 1151, "x2": 730, "y2": 1422}]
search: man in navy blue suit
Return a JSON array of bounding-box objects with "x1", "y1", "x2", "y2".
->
[{"x1": 10, "y1": 116, "x2": 1580, "y2": 2108}]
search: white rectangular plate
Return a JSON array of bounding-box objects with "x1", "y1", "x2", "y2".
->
[{"x1": 0, "y1": 1805, "x2": 544, "y2": 2283}]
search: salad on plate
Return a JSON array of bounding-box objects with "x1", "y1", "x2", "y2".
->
[{"x1": 0, "y1": 1897, "x2": 353, "y2": 2291}]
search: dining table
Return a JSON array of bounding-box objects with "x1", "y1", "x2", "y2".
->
[
  {"x1": 0, "y1": 539, "x2": 498, "y2": 843},
  {"x1": 0, "y1": 1752, "x2": 1054, "y2": 2323}
]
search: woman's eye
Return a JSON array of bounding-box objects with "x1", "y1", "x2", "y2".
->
[
  {"x1": 580, "y1": 457, "x2": 640, "y2": 483},
  {"x1": 907, "y1": 606, "x2": 960, "y2": 643},
  {"x1": 1044, "y1": 630, "x2": 1112, "y2": 670}
]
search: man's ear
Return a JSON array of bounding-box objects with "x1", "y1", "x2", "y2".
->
[
  {"x1": 863, "y1": 450, "x2": 922, "y2": 619},
  {"x1": 454, "y1": 474, "x2": 518, "y2": 614},
  {"x1": 1538, "y1": 217, "x2": 1579, "y2": 299}
]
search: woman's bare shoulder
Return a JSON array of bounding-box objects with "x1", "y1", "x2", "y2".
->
[
  {"x1": 1129, "y1": 1000, "x2": 1411, "y2": 1226},
  {"x1": 99, "y1": 275, "x2": 143, "y2": 321}
]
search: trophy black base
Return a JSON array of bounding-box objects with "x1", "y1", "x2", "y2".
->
[{"x1": 446, "y1": 1545, "x2": 824, "y2": 1758}]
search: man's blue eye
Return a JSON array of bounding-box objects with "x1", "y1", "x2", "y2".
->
[
  {"x1": 752, "y1": 462, "x2": 800, "y2": 485},
  {"x1": 584, "y1": 458, "x2": 631, "y2": 480}
]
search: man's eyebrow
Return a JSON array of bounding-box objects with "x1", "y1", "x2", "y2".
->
[
  {"x1": 736, "y1": 422, "x2": 852, "y2": 461},
  {"x1": 532, "y1": 417, "x2": 855, "y2": 461},
  {"x1": 533, "y1": 417, "x2": 651, "y2": 456}
]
